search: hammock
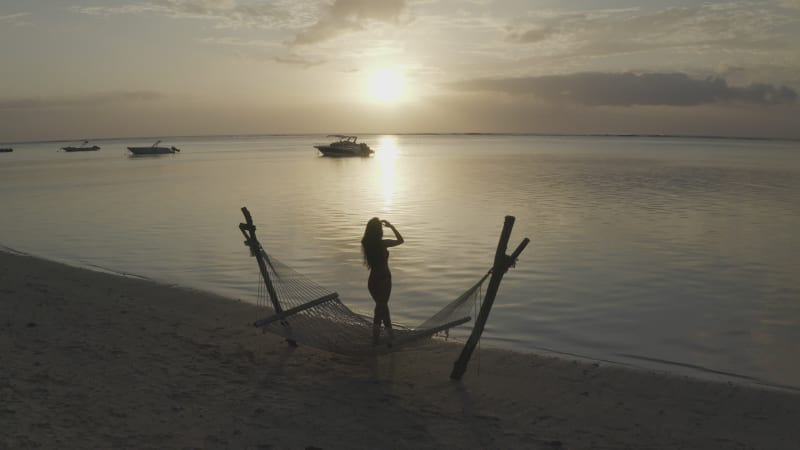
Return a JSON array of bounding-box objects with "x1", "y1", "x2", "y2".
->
[
  {"x1": 240, "y1": 209, "x2": 490, "y2": 355},
  {"x1": 251, "y1": 248, "x2": 490, "y2": 355}
]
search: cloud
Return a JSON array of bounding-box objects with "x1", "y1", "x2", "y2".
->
[
  {"x1": 72, "y1": 1, "x2": 409, "y2": 50},
  {"x1": 293, "y1": 0, "x2": 406, "y2": 45},
  {"x1": 272, "y1": 53, "x2": 326, "y2": 68},
  {"x1": 447, "y1": 72, "x2": 798, "y2": 107},
  {"x1": 417, "y1": 90, "x2": 800, "y2": 138},
  {"x1": 74, "y1": 0, "x2": 406, "y2": 35},
  {"x1": 504, "y1": 3, "x2": 796, "y2": 57},
  {"x1": 199, "y1": 36, "x2": 326, "y2": 66},
  {"x1": 0, "y1": 91, "x2": 166, "y2": 110},
  {"x1": 74, "y1": 0, "x2": 302, "y2": 29},
  {"x1": 0, "y1": 12, "x2": 31, "y2": 26},
  {"x1": 505, "y1": 26, "x2": 554, "y2": 44}
]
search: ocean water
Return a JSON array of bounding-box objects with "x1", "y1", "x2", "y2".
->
[{"x1": 1, "y1": 135, "x2": 799, "y2": 389}]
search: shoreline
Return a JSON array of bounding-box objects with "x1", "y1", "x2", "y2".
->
[
  {"x1": 4, "y1": 244, "x2": 795, "y2": 393},
  {"x1": 2, "y1": 250, "x2": 798, "y2": 449}
]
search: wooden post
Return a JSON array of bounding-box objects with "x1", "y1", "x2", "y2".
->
[
  {"x1": 239, "y1": 207, "x2": 296, "y2": 346},
  {"x1": 239, "y1": 207, "x2": 283, "y2": 314},
  {"x1": 450, "y1": 216, "x2": 529, "y2": 380}
]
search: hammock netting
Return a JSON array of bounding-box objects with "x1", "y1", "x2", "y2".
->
[{"x1": 253, "y1": 249, "x2": 489, "y2": 355}]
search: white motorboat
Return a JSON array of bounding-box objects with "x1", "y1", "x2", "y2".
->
[
  {"x1": 314, "y1": 135, "x2": 373, "y2": 157},
  {"x1": 127, "y1": 140, "x2": 180, "y2": 155},
  {"x1": 61, "y1": 140, "x2": 100, "y2": 152}
]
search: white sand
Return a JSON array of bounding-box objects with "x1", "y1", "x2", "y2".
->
[{"x1": 1, "y1": 250, "x2": 798, "y2": 449}]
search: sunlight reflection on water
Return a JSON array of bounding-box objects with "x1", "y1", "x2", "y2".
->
[{"x1": 375, "y1": 135, "x2": 399, "y2": 211}]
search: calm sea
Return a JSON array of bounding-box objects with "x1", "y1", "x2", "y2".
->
[{"x1": 2, "y1": 135, "x2": 798, "y2": 389}]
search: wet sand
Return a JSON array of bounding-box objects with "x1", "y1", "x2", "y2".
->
[{"x1": 1, "y1": 250, "x2": 798, "y2": 449}]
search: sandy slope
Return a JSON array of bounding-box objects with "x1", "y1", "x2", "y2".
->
[{"x1": 1, "y1": 250, "x2": 798, "y2": 449}]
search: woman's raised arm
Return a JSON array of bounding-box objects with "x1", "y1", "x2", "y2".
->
[{"x1": 381, "y1": 220, "x2": 404, "y2": 247}]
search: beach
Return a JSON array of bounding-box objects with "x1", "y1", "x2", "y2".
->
[{"x1": 1, "y1": 250, "x2": 798, "y2": 450}]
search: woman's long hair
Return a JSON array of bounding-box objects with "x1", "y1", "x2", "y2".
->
[{"x1": 361, "y1": 217, "x2": 384, "y2": 270}]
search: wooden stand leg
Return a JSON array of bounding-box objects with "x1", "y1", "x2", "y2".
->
[{"x1": 451, "y1": 217, "x2": 529, "y2": 380}]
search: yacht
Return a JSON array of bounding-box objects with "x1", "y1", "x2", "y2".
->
[
  {"x1": 128, "y1": 140, "x2": 180, "y2": 155},
  {"x1": 314, "y1": 135, "x2": 373, "y2": 157},
  {"x1": 61, "y1": 140, "x2": 100, "y2": 152}
]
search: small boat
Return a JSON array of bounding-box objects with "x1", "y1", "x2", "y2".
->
[
  {"x1": 0, "y1": 148, "x2": 12, "y2": 153},
  {"x1": 314, "y1": 135, "x2": 373, "y2": 157},
  {"x1": 127, "y1": 140, "x2": 180, "y2": 155},
  {"x1": 61, "y1": 140, "x2": 100, "y2": 152}
]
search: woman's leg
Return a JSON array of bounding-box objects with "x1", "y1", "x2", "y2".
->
[
  {"x1": 382, "y1": 301, "x2": 394, "y2": 345},
  {"x1": 376, "y1": 278, "x2": 392, "y2": 329},
  {"x1": 379, "y1": 279, "x2": 393, "y2": 344},
  {"x1": 371, "y1": 306, "x2": 382, "y2": 345},
  {"x1": 369, "y1": 275, "x2": 393, "y2": 343},
  {"x1": 374, "y1": 301, "x2": 391, "y2": 328}
]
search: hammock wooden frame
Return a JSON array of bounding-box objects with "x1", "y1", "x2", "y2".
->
[{"x1": 239, "y1": 206, "x2": 528, "y2": 379}]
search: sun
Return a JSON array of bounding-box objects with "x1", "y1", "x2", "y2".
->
[{"x1": 368, "y1": 69, "x2": 406, "y2": 103}]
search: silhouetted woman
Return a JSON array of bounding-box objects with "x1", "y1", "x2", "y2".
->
[{"x1": 362, "y1": 217, "x2": 404, "y2": 345}]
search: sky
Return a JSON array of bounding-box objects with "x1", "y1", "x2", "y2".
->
[{"x1": 2, "y1": 0, "x2": 800, "y2": 142}]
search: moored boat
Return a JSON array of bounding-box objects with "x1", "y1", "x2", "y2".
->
[
  {"x1": 0, "y1": 148, "x2": 12, "y2": 153},
  {"x1": 314, "y1": 135, "x2": 373, "y2": 157},
  {"x1": 61, "y1": 140, "x2": 100, "y2": 152},
  {"x1": 127, "y1": 140, "x2": 180, "y2": 155}
]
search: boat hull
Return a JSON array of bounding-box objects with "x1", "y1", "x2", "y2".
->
[
  {"x1": 128, "y1": 147, "x2": 178, "y2": 155},
  {"x1": 62, "y1": 146, "x2": 100, "y2": 152},
  {"x1": 314, "y1": 145, "x2": 373, "y2": 157}
]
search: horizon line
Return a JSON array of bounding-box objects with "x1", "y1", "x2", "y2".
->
[{"x1": 5, "y1": 132, "x2": 800, "y2": 146}]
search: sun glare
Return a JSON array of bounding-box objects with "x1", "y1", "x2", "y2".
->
[
  {"x1": 368, "y1": 69, "x2": 406, "y2": 103},
  {"x1": 376, "y1": 136, "x2": 399, "y2": 208}
]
